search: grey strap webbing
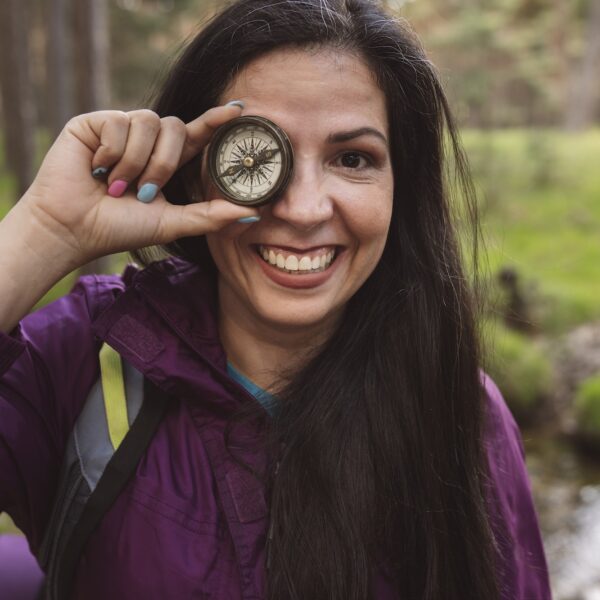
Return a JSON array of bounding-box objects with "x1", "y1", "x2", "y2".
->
[{"x1": 38, "y1": 344, "x2": 168, "y2": 600}]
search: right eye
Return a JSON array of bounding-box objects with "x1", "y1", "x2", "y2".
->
[{"x1": 335, "y1": 151, "x2": 372, "y2": 171}]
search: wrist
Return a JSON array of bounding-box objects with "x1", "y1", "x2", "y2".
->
[
  {"x1": 0, "y1": 200, "x2": 81, "y2": 332},
  {"x1": 8, "y1": 194, "x2": 84, "y2": 274}
]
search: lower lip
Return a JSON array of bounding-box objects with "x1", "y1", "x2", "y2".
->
[{"x1": 254, "y1": 249, "x2": 343, "y2": 289}]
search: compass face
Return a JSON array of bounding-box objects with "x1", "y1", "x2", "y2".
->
[{"x1": 208, "y1": 115, "x2": 294, "y2": 206}]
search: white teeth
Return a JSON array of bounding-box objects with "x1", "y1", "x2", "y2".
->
[
  {"x1": 285, "y1": 255, "x2": 299, "y2": 271},
  {"x1": 299, "y1": 256, "x2": 312, "y2": 271},
  {"x1": 258, "y1": 245, "x2": 337, "y2": 274}
]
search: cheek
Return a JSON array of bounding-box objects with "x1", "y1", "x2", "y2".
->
[
  {"x1": 364, "y1": 209, "x2": 393, "y2": 241},
  {"x1": 345, "y1": 187, "x2": 393, "y2": 246},
  {"x1": 206, "y1": 220, "x2": 257, "y2": 273}
]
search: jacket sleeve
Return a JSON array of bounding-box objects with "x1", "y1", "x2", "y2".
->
[
  {"x1": 483, "y1": 373, "x2": 552, "y2": 600},
  {"x1": 0, "y1": 275, "x2": 123, "y2": 553}
]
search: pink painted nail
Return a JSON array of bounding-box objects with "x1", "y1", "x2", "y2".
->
[{"x1": 108, "y1": 179, "x2": 128, "y2": 198}]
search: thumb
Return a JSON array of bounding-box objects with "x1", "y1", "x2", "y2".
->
[{"x1": 155, "y1": 198, "x2": 260, "y2": 243}]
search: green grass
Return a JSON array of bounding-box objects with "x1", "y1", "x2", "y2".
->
[
  {"x1": 482, "y1": 319, "x2": 552, "y2": 423},
  {"x1": 463, "y1": 129, "x2": 600, "y2": 333}
]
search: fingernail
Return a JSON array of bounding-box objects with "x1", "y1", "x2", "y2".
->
[
  {"x1": 137, "y1": 182, "x2": 159, "y2": 203},
  {"x1": 226, "y1": 100, "x2": 245, "y2": 109},
  {"x1": 237, "y1": 216, "x2": 260, "y2": 224},
  {"x1": 107, "y1": 179, "x2": 128, "y2": 198},
  {"x1": 92, "y1": 166, "x2": 109, "y2": 179}
]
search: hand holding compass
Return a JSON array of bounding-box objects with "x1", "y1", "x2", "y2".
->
[{"x1": 208, "y1": 115, "x2": 293, "y2": 206}]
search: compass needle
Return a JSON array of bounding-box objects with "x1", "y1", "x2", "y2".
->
[{"x1": 217, "y1": 164, "x2": 245, "y2": 179}]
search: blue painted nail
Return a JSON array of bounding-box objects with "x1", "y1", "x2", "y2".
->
[
  {"x1": 137, "y1": 183, "x2": 159, "y2": 203},
  {"x1": 92, "y1": 166, "x2": 109, "y2": 179},
  {"x1": 237, "y1": 216, "x2": 260, "y2": 224},
  {"x1": 226, "y1": 100, "x2": 245, "y2": 109}
]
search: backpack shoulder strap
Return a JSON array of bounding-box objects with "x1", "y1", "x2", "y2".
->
[{"x1": 39, "y1": 343, "x2": 169, "y2": 600}]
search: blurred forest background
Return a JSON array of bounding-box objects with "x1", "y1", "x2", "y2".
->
[{"x1": 0, "y1": 0, "x2": 599, "y2": 598}]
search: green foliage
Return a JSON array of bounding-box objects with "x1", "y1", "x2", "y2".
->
[
  {"x1": 0, "y1": 126, "x2": 53, "y2": 215},
  {"x1": 483, "y1": 320, "x2": 552, "y2": 423},
  {"x1": 0, "y1": 192, "x2": 14, "y2": 219},
  {"x1": 400, "y1": 0, "x2": 575, "y2": 127},
  {"x1": 463, "y1": 129, "x2": 600, "y2": 333},
  {"x1": 0, "y1": 513, "x2": 20, "y2": 536},
  {"x1": 0, "y1": 129, "x2": 17, "y2": 210},
  {"x1": 574, "y1": 375, "x2": 600, "y2": 448},
  {"x1": 110, "y1": 0, "x2": 213, "y2": 109}
]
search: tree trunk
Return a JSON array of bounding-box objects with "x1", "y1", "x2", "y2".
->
[
  {"x1": 73, "y1": 0, "x2": 110, "y2": 114},
  {"x1": 45, "y1": 0, "x2": 71, "y2": 138},
  {"x1": 0, "y1": 0, "x2": 36, "y2": 200},
  {"x1": 73, "y1": 0, "x2": 112, "y2": 275},
  {"x1": 565, "y1": 0, "x2": 600, "y2": 130}
]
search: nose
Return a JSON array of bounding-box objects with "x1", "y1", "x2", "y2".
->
[{"x1": 269, "y1": 159, "x2": 334, "y2": 231}]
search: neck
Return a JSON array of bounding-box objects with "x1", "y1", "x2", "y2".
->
[{"x1": 217, "y1": 288, "x2": 340, "y2": 392}]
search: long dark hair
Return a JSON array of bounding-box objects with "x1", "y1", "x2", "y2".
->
[{"x1": 136, "y1": 1, "x2": 499, "y2": 598}]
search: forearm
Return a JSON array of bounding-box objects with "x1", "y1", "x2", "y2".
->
[{"x1": 0, "y1": 201, "x2": 79, "y2": 333}]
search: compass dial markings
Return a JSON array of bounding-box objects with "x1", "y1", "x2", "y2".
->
[{"x1": 210, "y1": 117, "x2": 291, "y2": 204}]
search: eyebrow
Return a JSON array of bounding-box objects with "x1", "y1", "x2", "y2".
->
[{"x1": 326, "y1": 127, "x2": 388, "y2": 146}]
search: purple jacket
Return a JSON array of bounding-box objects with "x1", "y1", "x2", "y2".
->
[{"x1": 0, "y1": 258, "x2": 551, "y2": 599}]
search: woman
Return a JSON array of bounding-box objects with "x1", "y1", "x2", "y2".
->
[{"x1": 0, "y1": 0, "x2": 551, "y2": 598}]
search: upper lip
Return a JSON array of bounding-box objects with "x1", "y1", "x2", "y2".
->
[{"x1": 253, "y1": 243, "x2": 340, "y2": 252}]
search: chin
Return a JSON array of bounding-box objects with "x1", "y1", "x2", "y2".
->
[{"x1": 251, "y1": 295, "x2": 344, "y2": 334}]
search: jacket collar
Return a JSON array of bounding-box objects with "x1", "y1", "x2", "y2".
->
[
  {"x1": 90, "y1": 258, "x2": 252, "y2": 413},
  {"x1": 131, "y1": 257, "x2": 223, "y2": 357}
]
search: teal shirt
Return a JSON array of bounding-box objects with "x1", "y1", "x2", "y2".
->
[{"x1": 227, "y1": 362, "x2": 276, "y2": 416}]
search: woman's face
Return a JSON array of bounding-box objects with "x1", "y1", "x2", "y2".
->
[{"x1": 205, "y1": 48, "x2": 394, "y2": 335}]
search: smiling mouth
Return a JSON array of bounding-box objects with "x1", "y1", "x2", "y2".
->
[{"x1": 256, "y1": 244, "x2": 338, "y2": 274}]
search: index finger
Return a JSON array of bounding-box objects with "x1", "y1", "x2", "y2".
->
[{"x1": 179, "y1": 103, "x2": 244, "y2": 167}]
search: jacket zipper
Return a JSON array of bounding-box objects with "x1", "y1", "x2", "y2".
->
[{"x1": 266, "y1": 458, "x2": 280, "y2": 571}]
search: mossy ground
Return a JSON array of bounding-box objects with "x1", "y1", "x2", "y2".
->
[{"x1": 463, "y1": 129, "x2": 600, "y2": 334}]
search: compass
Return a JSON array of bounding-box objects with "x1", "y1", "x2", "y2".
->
[{"x1": 207, "y1": 115, "x2": 294, "y2": 206}]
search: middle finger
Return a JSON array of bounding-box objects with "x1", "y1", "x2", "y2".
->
[{"x1": 107, "y1": 109, "x2": 161, "y2": 196}]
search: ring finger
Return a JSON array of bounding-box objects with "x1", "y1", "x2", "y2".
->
[{"x1": 135, "y1": 116, "x2": 187, "y2": 203}]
